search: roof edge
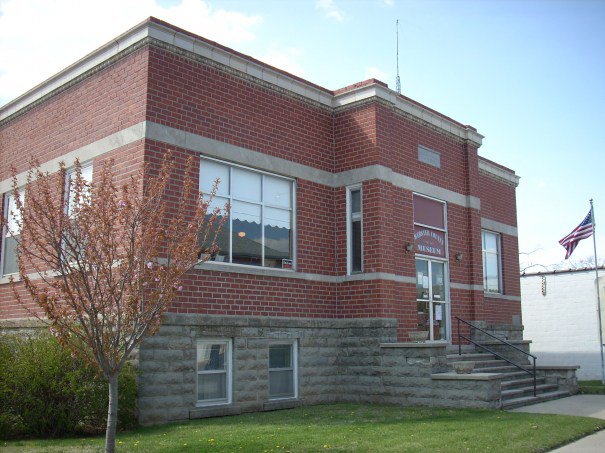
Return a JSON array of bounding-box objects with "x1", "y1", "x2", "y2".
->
[
  {"x1": 521, "y1": 266, "x2": 605, "y2": 277},
  {"x1": 478, "y1": 157, "x2": 520, "y2": 187},
  {"x1": 0, "y1": 17, "x2": 483, "y2": 146}
]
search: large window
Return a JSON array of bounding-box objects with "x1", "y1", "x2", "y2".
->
[
  {"x1": 200, "y1": 158, "x2": 294, "y2": 269},
  {"x1": 347, "y1": 186, "x2": 363, "y2": 274},
  {"x1": 1, "y1": 191, "x2": 24, "y2": 276},
  {"x1": 197, "y1": 339, "x2": 232, "y2": 406},
  {"x1": 269, "y1": 342, "x2": 298, "y2": 400},
  {"x1": 482, "y1": 230, "x2": 502, "y2": 293}
]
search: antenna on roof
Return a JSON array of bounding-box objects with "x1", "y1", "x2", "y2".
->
[{"x1": 395, "y1": 19, "x2": 401, "y2": 94}]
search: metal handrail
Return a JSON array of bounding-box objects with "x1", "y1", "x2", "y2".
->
[{"x1": 456, "y1": 317, "x2": 537, "y2": 397}]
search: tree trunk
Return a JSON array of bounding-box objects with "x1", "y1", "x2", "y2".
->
[{"x1": 105, "y1": 373, "x2": 119, "y2": 453}]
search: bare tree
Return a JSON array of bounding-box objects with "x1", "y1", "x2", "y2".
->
[{"x1": 2, "y1": 156, "x2": 225, "y2": 453}]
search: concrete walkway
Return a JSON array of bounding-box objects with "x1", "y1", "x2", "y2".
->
[{"x1": 510, "y1": 395, "x2": 605, "y2": 452}]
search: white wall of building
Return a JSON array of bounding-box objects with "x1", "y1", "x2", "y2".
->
[{"x1": 521, "y1": 269, "x2": 605, "y2": 380}]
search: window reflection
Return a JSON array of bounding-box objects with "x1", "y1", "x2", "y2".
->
[
  {"x1": 232, "y1": 201, "x2": 262, "y2": 266},
  {"x1": 200, "y1": 158, "x2": 294, "y2": 268}
]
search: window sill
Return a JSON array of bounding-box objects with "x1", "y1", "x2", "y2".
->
[
  {"x1": 190, "y1": 404, "x2": 241, "y2": 419},
  {"x1": 195, "y1": 399, "x2": 231, "y2": 408},
  {"x1": 483, "y1": 292, "x2": 521, "y2": 302},
  {"x1": 263, "y1": 398, "x2": 300, "y2": 412},
  {"x1": 0, "y1": 273, "x2": 19, "y2": 285},
  {"x1": 196, "y1": 261, "x2": 296, "y2": 275}
]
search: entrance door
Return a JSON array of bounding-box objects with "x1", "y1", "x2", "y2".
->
[{"x1": 415, "y1": 259, "x2": 448, "y2": 341}]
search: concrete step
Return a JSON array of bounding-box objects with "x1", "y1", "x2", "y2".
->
[
  {"x1": 445, "y1": 344, "x2": 476, "y2": 354},
  {"x1": 446, "y1": 353, "x2": 495, "y2": 361},
  {"x1": 473, "y1": 365, "x2": 520, "y2": 373},
  {"x1": 501, "y1": 377, "x2": 546, "y2": 390},
  {"x1": 472, "y1": 359, "x2": 508, "y2": 369},
  {"x1": 501, "y1": 383, "x2": 559, "y2": 400},
  {"x1": 497, "y1": 371, "x2": 534, "y2": 381},
  {"x1": 502, "y1": 390, "x2": 571, "y2": 410}
]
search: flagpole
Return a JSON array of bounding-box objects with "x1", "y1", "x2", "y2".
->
[{"x1": 590, "y1": 199, "x2": 605, "y2": 384}]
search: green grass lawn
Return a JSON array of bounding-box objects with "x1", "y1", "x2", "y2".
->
[
  {"x1": 2, "y1": 403, "x2": 604, "y2": 452},
  {"x1": 579, "y1": 380, "x2": 605, "y2": 395}
]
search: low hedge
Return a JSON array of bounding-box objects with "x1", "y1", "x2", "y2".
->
[{"x1": 0, "y1": 333, "x2": 137, "y2": 439}]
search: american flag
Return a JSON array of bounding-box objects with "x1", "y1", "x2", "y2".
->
[{"x1": 559, "y1": 209, "x2": 594, "y2": 259}]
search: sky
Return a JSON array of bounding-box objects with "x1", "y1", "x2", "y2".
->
[{"x1": 1, "y1": 0, "x2": 604, "y2": 272}]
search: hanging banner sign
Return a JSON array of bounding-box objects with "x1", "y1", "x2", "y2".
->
[{"x1": 413, "y1": 226, "x2": 446, "y2": 258}]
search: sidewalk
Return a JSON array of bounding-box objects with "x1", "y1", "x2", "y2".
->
[{"x1": 510, "y1": 395, "x2": 605, "y2": 452}]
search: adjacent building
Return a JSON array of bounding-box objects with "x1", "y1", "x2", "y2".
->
[
  {"x1": 1, "y1": 18, "x2": 525, "y2": 423},
  {"x1": 521, "y1": 267, "x2": 605, "y2": 380}
]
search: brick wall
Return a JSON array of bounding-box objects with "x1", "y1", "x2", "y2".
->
[
  {"x1": 478, "y1": 172, "x2": 518, "y2": 227},
  {"x1": 146, "y1": 46, "x2": 334, "y2": 172},
  {"x1": 0, "y1": 35, "x2": 522, "y2": 340},
  {"x1": 0, "y1": 47, "x2": 149, "y2": 181}
]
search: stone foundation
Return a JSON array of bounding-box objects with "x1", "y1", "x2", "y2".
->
[
  {"x1": 0, "y1": 318, "x2": 45, "y2": 336},
  {"x1": 136, "y1": 314, "x2": 508, "y2": 425},
  {"x1": 4, "y1": 314, "x2": 563, "y2": 425},
  {"x1": 471, "y1": 321, "x2": 524, "y2": 342},
  {"x1": 536, "y1": 366, "x2": 579, "y2": 394},
  {"x1": 136, "y1": 313, "x2": 398, "y2": 425}
]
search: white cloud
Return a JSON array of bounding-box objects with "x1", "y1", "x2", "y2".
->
[
  {"x1": 382, "y1": 0, "x2": 395, "y2": 6},
  {"x1": 316, "y1": 0, "x2": 344, "y2": 22},
  {"x1": 0, "y1": 0, "x2": 262, "y2": 105},
  {"x1": 365, "y1": 66, "x2": 389, "y2": 83}
]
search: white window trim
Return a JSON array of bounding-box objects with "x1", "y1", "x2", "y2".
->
[
  {"x1": 346, "y1": 185, "x2": 363, "y2": 275},
  {"x1": 268, "y1": 340, "x2": 298, "y2": 401},
  {"x1": 482, "y1": 229, "x2": 503, "y2": 294},
  {"x1": 1, "y1": 194, "x2": 10, "y2": 278},
  {"x1": 200, "y1": 156, "x2": 297, "y2": 270},
  {"x1": 196, "y1": 338, "x2": 233, "y2": 407},
  {"x1": 1, "y1": 191, "x2": 24, "y2": 278},
  {"x1": 415, "y1": 258, "x2": 451, "y2": 342}
]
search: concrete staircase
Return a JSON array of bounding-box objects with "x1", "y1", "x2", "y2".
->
[{"x1": 447, "y1": 352, "x2": 571, "y2": 409}]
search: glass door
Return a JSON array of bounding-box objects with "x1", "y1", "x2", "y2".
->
[{"x1": 416, "y1": 259, "x2": 448, "y2": 341}]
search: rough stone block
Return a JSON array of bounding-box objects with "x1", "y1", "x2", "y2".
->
[
  {"x1": 139, "y1": 408, "x2": 168, "y2": 426},
  {"x1": 144, "y1": 371, "x2": 184, "y2": 385},
  {"x1": 167, "y1": 407, "x2": 190, "y2": 421}
]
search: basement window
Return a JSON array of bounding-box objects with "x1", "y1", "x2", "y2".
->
[
  {"x1": 269, "y1": 341, "x2": 298, "y2": 400},
  {"x1": 197, "y1": 339, "x2": 232, "y2": 406}
]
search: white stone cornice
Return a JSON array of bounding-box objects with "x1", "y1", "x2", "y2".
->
[
  {"x1": 0, "y1": 20, "x2": 152, "y2": 122},
  {"x1": 332, "y1": 83, "x2": 484, "y2": 147},
  {"x1": 478, "y1": 158, "x2": 520, "y2": 187},
  {"x1": 145, "y1": 21, "x2": 333, "y2": 106},
  {"x1": 1, "y1": 19, "x2": 483, "y2": 147}
]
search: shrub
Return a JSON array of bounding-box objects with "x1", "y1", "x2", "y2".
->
[{"x1": 0, "y1": 333, "x2": 137, "y2": 439}]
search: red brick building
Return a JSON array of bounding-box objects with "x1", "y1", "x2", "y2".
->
[{"x1": 0, "y1": 18, "x2": 527, "y2": 422}]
